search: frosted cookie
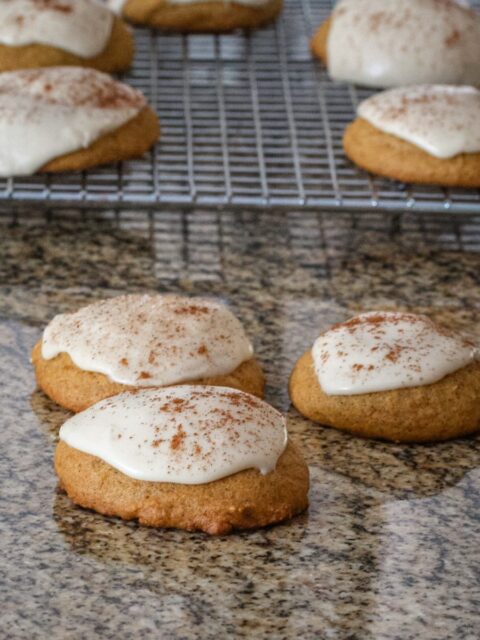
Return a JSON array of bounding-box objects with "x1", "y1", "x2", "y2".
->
[
  {"x1": 55, "y1": 386, "x2": 309, "y2": 534},
  {"x1": 311, "y1": 0, "x2": 480, "y2": 87},
  {"x1": 32, "y1": 294, "x2": 265, "y2": 412},
  {"x1": 343, "y1": 85, "x2": 480, "y2": 187},
  {"x1": 0, "y1": 0, "x2": 133, "y2": 73},
  {"x1": 0, "y1": 67, "x2": 159, "y2": 177},
  {"x1": 289, "y1": 312, "x2": 479, "y2": 442},
  {"x1": 108, "y1": 0, "x2": 282, "y2": 32}
]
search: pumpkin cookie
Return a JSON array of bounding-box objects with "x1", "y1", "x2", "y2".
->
[
  {"x1": 0, "y1": 0, "x2": 133, "y2": 73},
  {"x1": 55, "y1": 386, "x2": 309, "y2": 534},
  {"x1": 289, "y1": 311, "x2": 479, "y2": 442},
  {"x1": 32, "y1": 294, "x2": 265, "y2": 412},
  {"x1": 343, "y1": 85, "x2": 480, "y2": 187},
  {"x1": 108, "y1": 0, "x2": 282, "y2": 32},
  {"x1": 312, "y1": 0, "x2": 480, "y2": 87},
  {"x1": 0, "y1": 67, "x2": 159, "y2": 177}
]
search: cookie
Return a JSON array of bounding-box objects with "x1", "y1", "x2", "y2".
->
[
  {"x1": 32, "y1": 343, "x2": 264, "y2": 413},
  {"x1": 343, "y1": 86, "x2": 480, "y2": 187},
  {"x1": 311, "y1": 0, "x2": 480, "y2": 87},
  {"x1": 108, "y1": 0, "x2": 282, "y2": 32},
  {"x1": 310, "y1": 17, "x2": 329, "y2": 63},
  {"x1": 0, "y1": 67, "x2": 159, "y2": 177},
  {"x1": 55, "y1": 386, "x2": 309, "y2": 534},
  {"x1": 289, "y1": 311, "x2": 479, "y2": 442},
  {"x1": 32, "y1": 294, "x2": 265, "y2": 412},
  {"x1": 0, "y1": 0, "x2": 133, "y2": 73},
  {"x1": 41, "y1": 106, "x2": 159, "y2": 174}
]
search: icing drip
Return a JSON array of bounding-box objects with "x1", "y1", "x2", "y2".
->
[
  {"x1": 0, "y1": 0, "x2": 114, "y2": 58},
  {"x1": 59, "y1": 386, "x2": 288, "y2": 484},
  {"x1": 312, "y1": 311, "x2": 476, "y2": 395},
  {"x1": 327, "y1": 0, "x2": 480, "y2": 87},
  {"x1": 357, "y1": 85, "x2": 480, "y2": 159},
  {"x1": 106, "y1": 0, "x2": 126, "y2": 12},
  {"x1": 0, "y1": 67, "x2": 145, "y2": 177},
  {"x1": 42, "y1": 294, "x2": 254, "y2": 386}
]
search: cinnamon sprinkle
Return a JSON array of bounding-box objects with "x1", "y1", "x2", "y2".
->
[
  {"x1": 173, "y1": 304, "x2": 210, "y2": 316},
  {"x1": 170, "y1": 424, "x2": 186, "y2": 451},
  {"x1": 33, "y1": 0, "x2": 73, "y2": 13}
]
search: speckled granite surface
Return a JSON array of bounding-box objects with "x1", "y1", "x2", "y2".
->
[{"x1": 1, "y1": 209, "x2": 479, "y2": 639}]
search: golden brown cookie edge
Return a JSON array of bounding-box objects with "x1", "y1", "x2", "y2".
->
[
  {"x1": 0, "y1": 17, "x2": 134, "y2": 73},
  {"x1": 289, "y1": 350, "x2": 480, "y2": 442},
  {"x1": 39, "y1": 106, "x2": 159, "y2": 174},
  {"x1": 344, "y1": 118, "x2": 480, "y2": 188},
  {"x1": 122, "y1": 0, "x2": 282, "y2": 32},
  {"x1": 55, "y1": 439, "x2": 309, "y2": 534},
  {"x1": 32, "y1": 340, "x2": 265, "y2": 412},
  {"x1": 310, "y1": 17, "x2": 330, "y2": 62}
]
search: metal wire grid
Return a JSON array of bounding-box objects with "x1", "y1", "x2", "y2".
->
[{"x1": 0, "y1": 0, "x2": 480, "y2": 213}]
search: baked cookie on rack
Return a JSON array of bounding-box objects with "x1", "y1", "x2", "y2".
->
[
  {"x1": 0, "y1": 0, "x2": 133, "y2": 73},
  {"x1": 0, "y1": 67, "x2": 159, "y2": 177},
  {"x1": 107, "y1": 0, "x2": 283, "y2": 32},
  {"x1": 289, "y1": 311, "x2": 479, "y2": 442},
  {"x1": 55, "y1": 385, "x2": 309, "y2": 534},
  {"x1": 343, "y1": 85, "x2": 480, "y2": 187},
  {"x1": 32, "y1": 293, "x2": 265, "y2": 412},
  {"x1": 311, "y1": 0, "x2": 480, "y2": 87}
]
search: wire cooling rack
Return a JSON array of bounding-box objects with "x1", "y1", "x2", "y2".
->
[{"x1": 1, "y1": 0, "x2": 480, "y2": 214}]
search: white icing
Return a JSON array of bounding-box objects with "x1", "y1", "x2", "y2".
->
[
  {"x1": 327, "y1": 0, "x2": 480, "y2": 87},
  {"x1": 358, "y1": 85, "x2": 480, "y2": 159},
  {"x1": 312, "y1": 311, "x2": 476, "y2": 395},
  {"x1": 59, "y1": 386, "x2": 287, "y2": 484},
  {"x1": 42, "y1": 294, "x2": 254, "y2": 386},
  {"x1": 0, "y1": 67, "x2": 145, "y2": 177},
  {"x1": 0, "y1": 0, "x2": 113, "y2": 59},
  {"x1": 106, "y1": 0, "x2": 270, "y2": 12},
  {"x1": 106, "y1": 0, "x2": 126, "y2": 12}
]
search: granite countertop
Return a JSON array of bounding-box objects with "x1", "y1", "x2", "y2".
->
[{"x1": 1, "y1": 209, "x2": 479, "y2": 639}]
